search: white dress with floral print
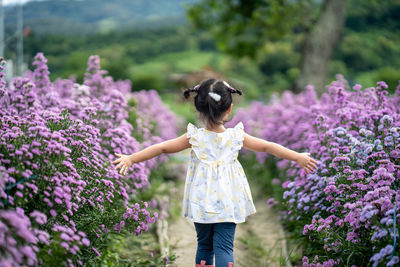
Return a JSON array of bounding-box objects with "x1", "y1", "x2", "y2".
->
[{"x1": 182, "y1": 121, "x2": 257, "y2": 224}]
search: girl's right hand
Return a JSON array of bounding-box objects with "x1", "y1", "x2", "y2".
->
[{"x1": 295, "y1": 152, "x2": 318, "y2": 174}]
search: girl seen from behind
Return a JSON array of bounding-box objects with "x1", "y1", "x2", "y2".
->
[{"x1": 112, "y1": 78, "x2": 318, "y2": 267}]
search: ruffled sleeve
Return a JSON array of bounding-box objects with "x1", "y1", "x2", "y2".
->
[
  {"x1": 233, "y1": 122, "x2": 245, "y2": 150},
  {"x1": 186, "y1": 122, "x2": 199, "y2": 146}
]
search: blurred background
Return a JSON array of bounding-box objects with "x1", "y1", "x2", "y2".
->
[
  {"x1": 1, "y1": 2, "x2": 400, "y2": 265},
  {"x1": 1, "y1": 0, "x2": 400, "y2": 117}
]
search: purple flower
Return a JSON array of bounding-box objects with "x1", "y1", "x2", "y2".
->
[
  {"x1": 92, "y1": 247, "x2": 101, "y2": 257},
  {"x1": 50, "y1": 210, "x2": 57, "y2": 217},
  {"x1": 387, "y1": 256, "x2": 399, "y2": 266},
  {"x1": 30, "y1": 211, "x2": 47, "y2": 225},
  {"x1": 82, "y1": 238, "x2": 90, "y2": 247}
]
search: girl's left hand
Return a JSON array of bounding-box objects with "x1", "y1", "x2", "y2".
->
[{"x1": 112, "y1": 153, "x2": 134, "y2": 175}]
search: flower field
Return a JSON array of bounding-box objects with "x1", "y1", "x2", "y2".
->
[
  {"x1": 228, "y1": 75, "x2": 400, "y2": 266},
  {"x1": 0, "y1": 54, "x2": 179, "y2": 266},
  {"x1": 2, "y1": 49, "x2": 399, "y2": 267}
]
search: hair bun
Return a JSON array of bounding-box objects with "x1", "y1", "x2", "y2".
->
[
  {"x1": 183, "y1": 88, "x2": 198, "y2": 99},
  {"x1": 234, "y1": 88, "x2": 243, "y2": 95},
  {"x1": 183, "y1": 89, "x2": 191, "y2": 99}
]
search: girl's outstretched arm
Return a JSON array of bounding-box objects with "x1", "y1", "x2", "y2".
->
[
  {"x1": 243, "y1": 133, "x2": 318, "y2": 174},
  {"x1": 112, "y1": 133, "x2": 191, "y2": 175}
]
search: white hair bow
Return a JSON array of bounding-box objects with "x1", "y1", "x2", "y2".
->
[{"x1": 208, "y1": 92, "x2": 221, "y2": 102}]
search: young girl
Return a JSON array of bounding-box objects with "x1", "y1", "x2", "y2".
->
[{"x1": 112, "y1": 78, "x2": 318, "y2": 267}]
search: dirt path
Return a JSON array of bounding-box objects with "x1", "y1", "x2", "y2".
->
[{"x1": 167, "y1": 151, "x2": 291, "y2": 267}]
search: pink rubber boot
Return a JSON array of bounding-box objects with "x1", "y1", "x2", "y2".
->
[
  {"x1": 195, "y1": 260, "x2": 214, "y2": 267},
  {"x1": 195, "y1": 260, "x2": 233, "y2": 267}
]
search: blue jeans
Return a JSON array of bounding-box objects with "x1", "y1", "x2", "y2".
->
[{"x1": 194, "y1": 222, "x2": 236, "y2": 267}]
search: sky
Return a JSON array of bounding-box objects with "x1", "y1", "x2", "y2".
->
[
  {"x1": 3, "y1": 0, "x2": 33, "y2": 5},
  {"x1": 3, "y1": 0, "x2": 84, "y2": 5}
]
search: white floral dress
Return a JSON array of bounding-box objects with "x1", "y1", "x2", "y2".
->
[{"x1": 182, "y1": 122, "x2": 257, "y2": 224}]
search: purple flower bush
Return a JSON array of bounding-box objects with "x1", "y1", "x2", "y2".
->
[
  {"x1": 0, "y1": 54, "x2": 178, "y2": 265},
  {"x1": 129, "y1": 89, "x2": 179, "y2": 170},
  {"x1": 228, "y1": 75, "x2": 400, "y2": 266}
]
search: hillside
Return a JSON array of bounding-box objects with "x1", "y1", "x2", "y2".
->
[
  {"x1": 3, "y1": 0, "x2": 399, "y2": 99},
  {"x1": 4, "y1": 0, "x2": 198, "y2": 35}
]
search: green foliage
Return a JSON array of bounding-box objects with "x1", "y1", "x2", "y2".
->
[
  {"x1": 131, "y1": 73, "x2": 164, "y2": 92},
  {"x1": 372, "y1": 67, "x2": 400, "y2": 93},
  {"x1": 332, "y1": 28, "x2": 400, "y2": 91},
  {"x1": 14, "y1": 0, "x2": 400, "y2": 102},
  {"x1": 328, "y1": 60, "x2": 348, "y2": 80},
  {"x1": 128, "y1": 49, "x2": 267, "y2": 98},
  {"x1": 186, "y1": 0, "x2": 316, "y2": 58},
  {"x1": 240, "y1": 153, "x2": 280, "y2": 199},
  {"x1": 64, "y1": 51, "x2": 92, "y2": 82},
  {"x1": 337, "y1": 32, "x2": 383, "y2": 71},
  {"x1": 161, "y1": 92, "x2": 197, "y2": 124},
  {"x1": 257, "y1": 42, "x2": 299, "y2": 75},
  {"x1": 345, "y1": 0, "x2": 400, "y2": 31},
  {"x1": 187, "y1": 0, "x2": 400, "y2": 94},
  {"x1": 96, "y1": 45, "x2": 131, "y2": 80},
  {"x1": 237, "y1": 228, "x2": 278, "y2": 266},
  {"x1": 356, "y1": 67, "x2": 400, "y2": 94},
  {"x1": 337, "y1": 30, "x2": 400, "y2": 69},
  {"x1": 21, "y1": 26, "x2": 200, "y2": 81},
  {"x1": 82, "y1": 231, "x2": 175, "y2": 266}
]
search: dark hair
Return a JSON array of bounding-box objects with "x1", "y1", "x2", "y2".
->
[{"x1": 183, "y1": 78, "x2": 243, "y2": 126}]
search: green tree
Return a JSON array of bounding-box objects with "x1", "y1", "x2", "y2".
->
[{"x1": 187, "y1": 0, "x2": 347, "y2": 95}]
